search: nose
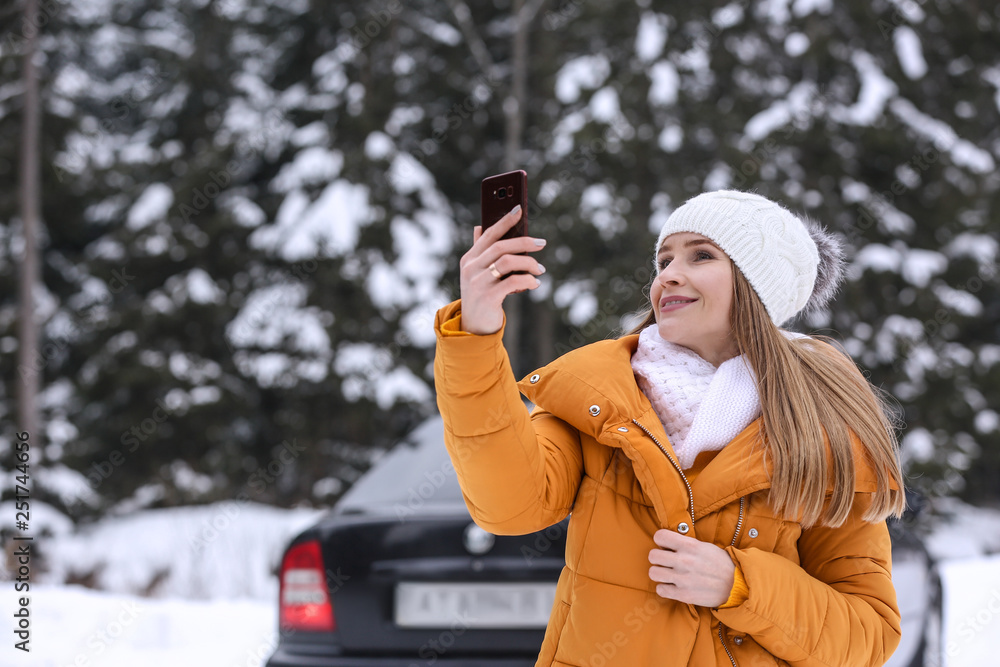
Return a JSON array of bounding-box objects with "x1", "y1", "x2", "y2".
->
[{"x1": 657, "y1": 263, "x2": 684, "y2": 286}]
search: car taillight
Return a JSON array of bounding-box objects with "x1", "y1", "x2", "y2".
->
[{"x1": 279, "y1": 539, "x2": 336, "y2": 632}]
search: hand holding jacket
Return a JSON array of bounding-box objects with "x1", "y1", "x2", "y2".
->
[{"x1": 648, "y1": 529, "x2": 737, "y2": 608}]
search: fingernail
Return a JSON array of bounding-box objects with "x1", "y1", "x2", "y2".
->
[
  {"x1": 511, "y1": 204, "x2": 521, "y2": 214},
  {"x1": 534, "y1": 238, "x2": 546, "y2": 246},
  {"x1": 537, "y1": 264, "x2": 546, "y2": 274},
  {"x1": 534, "y1": 278, "x2": 541, "y2": 287}
]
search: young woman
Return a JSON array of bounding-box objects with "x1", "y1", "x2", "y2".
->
[{"x1": 433, "y1": 190, "x2": 906, "y2": 666}]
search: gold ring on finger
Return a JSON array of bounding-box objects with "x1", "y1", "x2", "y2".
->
[{"x1": 489, "y1": 263, "x2": 502, "y2": 279}]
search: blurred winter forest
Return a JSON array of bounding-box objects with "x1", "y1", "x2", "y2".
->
[{"x1": 0, "y1": 0, "x2": 998, "y2": 527}]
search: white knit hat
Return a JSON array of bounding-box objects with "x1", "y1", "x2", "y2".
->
[{"x1": 655, "y1": 190, "x2": 843, "y2": 326}]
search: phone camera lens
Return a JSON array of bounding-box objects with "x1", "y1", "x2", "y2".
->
[{"x1": 498, "y1": 189, "x2": 506, "y2": 199}]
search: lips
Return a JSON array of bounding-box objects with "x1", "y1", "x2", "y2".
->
[{"x1": 659, "y1": 296, "x2": 698, "y2": 312}]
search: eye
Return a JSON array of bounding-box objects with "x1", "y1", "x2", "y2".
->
[
  {"x1": 695, "y1": 250, "x2": 714, "y2": 260},
  {"x1": 657, "y1": 257, "x2": 671, "y2": 270}
]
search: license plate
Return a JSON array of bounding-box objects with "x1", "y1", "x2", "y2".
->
[{"x1": 394, "y1": 582, "x2": 557, "y2": 629}]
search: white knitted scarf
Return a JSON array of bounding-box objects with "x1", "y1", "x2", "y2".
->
[{"x1": 630, "y1": 325, "x2": 762, "y2": 469}]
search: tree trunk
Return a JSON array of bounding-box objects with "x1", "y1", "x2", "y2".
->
[
  {"x1": 501, "y1": 0, "x2": 528, "y2": 376},
  {"x1": 17, "y1": 0, "x2": 42, "y2": 461}
]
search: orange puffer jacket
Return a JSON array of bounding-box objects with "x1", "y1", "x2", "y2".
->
[{"x1": 434, "y1": 300, "x2": 901, "y2": 667}]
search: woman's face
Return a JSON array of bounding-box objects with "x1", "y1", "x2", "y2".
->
[{"x1": 651, "y1": 232, "x2": 738, "y2": 366}]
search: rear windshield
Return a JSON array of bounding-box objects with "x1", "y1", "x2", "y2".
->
[{"x1": 335, "y1": 416, "x2": 466, "y2": 512}]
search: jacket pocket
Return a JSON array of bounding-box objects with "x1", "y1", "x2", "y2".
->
[
  {"x1": 736, "y1": 515, "x2": 802, "y2": 563},
  {"x1": 725, "y1": 633, "x2": 787, "y2": 666}
]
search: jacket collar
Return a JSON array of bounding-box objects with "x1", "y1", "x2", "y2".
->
[
  {"x1": 518, "y1": 335, "x2": 649, "y2": 437},
  {"x1": 517, "y1": 336, "x2": 774, "y2": 518},
  {"x1": 516, "y1": 335, "x2": 886, "y2": 522}
]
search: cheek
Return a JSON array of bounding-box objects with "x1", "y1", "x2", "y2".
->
[
  {"x1": 707, "y1": 272, "x2": 734, "y2": 315},
  {"x1": 649, "y1": 280, "x2": 662, "y2": 304}
]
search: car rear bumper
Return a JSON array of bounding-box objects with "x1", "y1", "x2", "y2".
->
[{"x1": 265, "y1": 647, "x2": 538, "y2": 667}]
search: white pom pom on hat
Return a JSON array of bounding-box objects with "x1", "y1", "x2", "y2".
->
[{"x1": 654, "y1": 190, "x2": 842, "y2": 326}]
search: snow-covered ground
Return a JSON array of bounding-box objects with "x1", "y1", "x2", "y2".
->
[
  {"x1": 3, "y1": 585, "x2": 276, "y2": 667},
  {"x1": 1, "y1": 499, "x2": 998, "y2": 666}
]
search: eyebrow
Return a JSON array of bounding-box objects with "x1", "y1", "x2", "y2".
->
[{"x1": 657, "y1": 239, "x2": 719, "y2": 255}]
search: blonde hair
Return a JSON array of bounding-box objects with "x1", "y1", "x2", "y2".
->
[{"x1": 627, "y1": 266, "x2": 906, "y2": 528}]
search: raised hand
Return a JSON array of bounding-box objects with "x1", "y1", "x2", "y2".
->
[{"x1": 459, "y1": 204, "x2": 547, "y2": 335}]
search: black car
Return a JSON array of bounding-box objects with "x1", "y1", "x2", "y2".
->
[{"x1": 266, "y1": 416, "x2": 941, "y2": 667}]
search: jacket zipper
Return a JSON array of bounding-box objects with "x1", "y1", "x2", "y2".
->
[
  {"x1": 631, "y1": 419, "x2": 695, "y2": 527},
  {"x1": 718, "y1": 495, "x2": 746, "y2": 666},
  {"x1": 719, "y1": 626, "x2": 738, "y2": 667},
  {"x1": 631, "y1": 419, "x2": 742, "y2": 666},
  {"x1": 730, "y1": 496, "x2": 745, "y2": 546}
]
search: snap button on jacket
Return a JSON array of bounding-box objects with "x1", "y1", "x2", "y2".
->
[{"x1": 434, "y1": 300, "x2": 901, "y2": 667}]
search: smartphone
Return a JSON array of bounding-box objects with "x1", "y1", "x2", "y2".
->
[{"x1": 481, "y1": 170, "x2": 528, "y2": 239}]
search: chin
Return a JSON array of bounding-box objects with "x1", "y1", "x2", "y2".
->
[{"x1": 654, "y1": 323, "x2": 684, "y2": 346}]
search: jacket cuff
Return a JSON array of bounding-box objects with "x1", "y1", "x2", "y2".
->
[
  {"x1": 433, "y1": 300, "x2": 513, "y2": 437},
  {"x1": 439, "y1": 308, "x2": 472, "y2": 337},
  {"x1": 718, "y1": 562, "x2": 749, "y2": 609},
  {"x1": 435, "y1": 299, "x2": 506, "y2": 338}
]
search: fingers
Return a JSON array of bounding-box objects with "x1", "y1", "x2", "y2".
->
[
  {"x1": 652, "y1": 528, "x2": 688, "y2": 549},
  {"x1": 461, "y1": 227, "x2": 544, "y2": 276},
  {"x1": 468, "y1": 205, "x2": 544, "y2": 259},
  {"x1": 648, "y1": 530, "x2": 736, "y2": 606},
  {"x1": 479, "y1": 270, "x2": 541, "y2": 295},
  {"x1": 655, "y1": 583, "x2": 676, "y2": 599},
  {"x1": 504, "y1": 273, "x2": 543, "y2": 294},
  {"x1": 478, "y1": 235, "x2": 547, "y2": 267},
  {"x1": 480, "y1": 204, "x2": 523, "y2": 242},
  {"x1": 648, "y1": 560, "x2": 672, "y2": 580},
  {"x1": 648, "y1": 547, "x2": 671, "y2": 568},
  {"x1": 458, "y1": 205, "x2": 545, "y2": 336},
  {"x1": 485, "y1": 255, "x2": 546, "y2": 280}
]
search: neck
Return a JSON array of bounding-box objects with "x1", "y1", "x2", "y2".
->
[{"x1": 682, "y1": 340, "x2": 740, "y2": 368}]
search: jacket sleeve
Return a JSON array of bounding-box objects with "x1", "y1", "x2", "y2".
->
[
  {"x1": 434, "y1": 300, "x2": 584, "y2": 535},
  {"x1": 712, "y1": 492, "x2": 901, "y2": 667}
]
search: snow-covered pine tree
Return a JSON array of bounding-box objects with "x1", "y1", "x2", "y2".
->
[{"x1": 1, "y1": 0, "x2": 997, "y2": 519}]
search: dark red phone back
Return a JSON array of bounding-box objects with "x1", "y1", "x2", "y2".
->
[{"x1": 481, "y1": 170, "x2": 528, "y2": 239}]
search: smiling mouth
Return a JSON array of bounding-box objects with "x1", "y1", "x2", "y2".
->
[{"x1": 660, "y1": 297, "x2": 698, "y2": 309}]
